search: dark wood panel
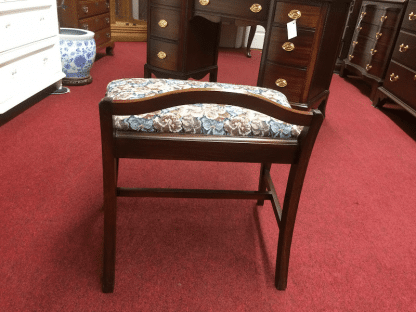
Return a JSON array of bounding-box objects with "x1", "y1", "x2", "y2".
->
[
  {"x1": 360, "y1": 3, "x2": 401, "y2": 29},
  {"x1": 148, "y1": 39, "x2": 180, "y2": 71},
  {"x1": 274, "y1": 1, "x2": 322, "y2": 29},
  {"x1": 194, "y1": 0, "x2": 269, "y2": 22},
  {"x1": 358, "y1": 22, "x2": 395, "y2": 45},
  {"x1": 150, "y1": 7, "x2": 181, "y2": 40},
  {"x1": 391, "y1": 31, "x2": 416, "y2": 70},
  {"x1": 262, "y1": 63, "x2": 307, "y2": 103},
  {"x1": 152, "y1": 0, "x2": 182, "y2": 8},
  {"x1": 383, "y1": 61, "x2": 416, "y2": 109},
  {"x1": 401, "y1": 1, "x2": 416, "y2": 32},
  {"x1": 267, "y1": 25, "x2": 315, "y2": 68}
]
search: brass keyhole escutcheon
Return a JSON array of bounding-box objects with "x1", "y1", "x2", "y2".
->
[
  {"x1": 158, "y1": 19, "x2": 168, "y2": 28},
  {"x1": 349, "y1": 54, "x2": 354, "y2": 60},
  {"x1": 275, "y1": 78, "x2": 287, "y2": 88},
  {"x1": 366, "y1": 64, "x2": 372, "y2": 71},
  {"x1": 399, "y1": 44, "x2": 408, "y2": 52},
  {"x1": 370, "y1": 49, "x2": 377, "y2": 55},
  {"x1": 380, "y1": 15, "x2": 387, "y2": 22},
  {"x1": 282, "y1": 42, "x2": 295, "y2": 51},
  {"x1": 409, "y1": 12, "x2": 415, "y2": 20},
  {"x1": 199, "y1": 0, "x2": 209, "y2": 5},
  {"x1": 360, "y1": 11, "x2": 366, "y2": 18},
  {"x1": 157, "y1": 51, "x2": 166, "y2": 59},
  {"x1": 389, "y1": 73, "x2": 399, "y2": 82},
  {"x1": 250, "y1": 4, "x2": 262, "y2": 13},
  {"x1": 375, "y1": 32, "x2": 382, "y2": 39},
  {"x1": 288, "y1": 10, "x2": 301, "y2": 19},
  {"x1": 352, "y1": 41, "x2": 358, "y2": 47}
]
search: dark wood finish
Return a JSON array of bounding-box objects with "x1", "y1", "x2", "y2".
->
[
  {"x1": 99, "y1": 88, "x2": 324, "y2": 293},
  {"x1": 145, "y1": 0, "x2": 352, "y2": 111},
  {"x1": 57, "y1": 0, "x2": 114, "y2": 55},
  {"x1": 340, "y1": 0, "x2": 406, "y2": 100},
  {"x1": 145, "y1": 1, "x2": 221, "y2": 81},
  {"x1": 373, "y1": 0, "x2": 416, "y2": 116},
  {"x1": 246, "y1": 26, "x2": 257, "y2": 58}
]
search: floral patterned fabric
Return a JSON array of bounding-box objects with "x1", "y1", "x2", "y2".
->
[{"x1": 106, "y1": 78, "x2": 303, "y2": 139}]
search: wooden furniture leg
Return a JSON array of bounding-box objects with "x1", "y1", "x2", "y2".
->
[{"x1": 246, "y1": 26, "x2": 257, "y2": 58}]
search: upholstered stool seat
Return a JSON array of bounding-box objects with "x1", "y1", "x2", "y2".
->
[
  {"x1": 99, "y1": 78, "x2": 324, "y2": 293},
  {"x1": 106, "y1": 78, "x2": 302, "y2": 139}
]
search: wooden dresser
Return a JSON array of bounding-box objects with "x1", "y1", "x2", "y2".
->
[
  {"x1": 373, "y1": 0, "x2": 416, "y2": 116},
  {"x1": 340, "y1": 0, "x2": 406, "y2": 99},
  {"x1": 57, "y1": 0, "x2": 114, "y2": 55},
  {"x1": 144, "y1": 0, "x2": 352, "y2": 113},
  {"x1": 0, "y1": 0, "x2": 65, "y2": 115}
]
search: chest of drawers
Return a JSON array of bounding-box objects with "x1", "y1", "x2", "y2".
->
[
  {"x1": 373, "y1": 0, "x2": 416, "y2": 116},
  {"x1": 57, "y1": 0, "x2": 114, "y2": 55},
  {"x1": 0, "y1": 0, "x2": 65, "y2": 115},
  {"x1": 145, "y1": 0, "x2": 351, "y2": 114},
  {"x1": 340, "y1": 0, "x2": 406, "y2": 100}
]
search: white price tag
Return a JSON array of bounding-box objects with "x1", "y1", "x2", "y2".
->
[{"x1": 287, "y1": 20, "x2": 297, "y2": 40}]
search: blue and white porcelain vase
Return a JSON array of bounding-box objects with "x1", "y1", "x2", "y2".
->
[{"x1": 59, "y1": 28, "x2": 96, "y2": 85}]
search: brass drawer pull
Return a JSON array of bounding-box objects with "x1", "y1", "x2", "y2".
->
[
  {"x1": 361, "y1": 12, "x2": 366, "y2": 18},
  {"x1": 352, "y1": 41, "x2": 358, "y2": 47},
  {"x1": 380, "y1": 15, "x2": 387, "y2": 22},
  {"x1": 365, "y1": 64, "x2": 372, "y2": 71},
  {"x1": 158, "y1": 51, "x2": 167, "y2": 59},
  {"x1": 288, "y1": 10, "x2": 301, "y2": 20},
  {"x1": 158, "y1": 19, "x2": 168, "y2": 28},
  {"x1": 349, "y1": 54, "x2": 354, "y2": 60},
  {"x1": 282, "y1": 42, "x2": 295, "y2": 51},
  {"x1": 375, "y1": 32, "x2": 382, "y2": 39},
  {"x1": 399, "y1": 44, "x2": 408, "y2": 52},
  {"x1": 409, "y1": 12, "x2": 415, "y2": 20},
  {"x1": 414, "y1": 75, "x2": 416, "y2": 81},
  {"x1": 275, "y1": 78, "x2": 287, "y2": 88},
  {"x1": 357, "y1": 26, "x2": 362, "y2": 31},
  {"x1": 370, "y1": 49, "x2": 377, "y2": 55},
  {"x1": 389, "y1": 73, "x2": 399, "y2": 82},
  {"x1": 199, "y1": 0, "x2": 209, "y2": 5},
  {"x1": 82, "y1": 23, "x2": 89, "y2": 30},
  {"x1": 82, "y1": 6, "x2": 88, "y2": 13},
  {"x1": 250, "y1": 4, "x2": 262, "y2": 13}
]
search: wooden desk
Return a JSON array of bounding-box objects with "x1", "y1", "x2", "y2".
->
[{"x1": 144, "y1": 0, "x2": 351, "y2": 112}]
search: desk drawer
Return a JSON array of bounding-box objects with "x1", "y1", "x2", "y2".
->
[
  {"x1": 267, "y1": 25, "x2": 314, "y2": 68},
  {"x1": 150, "y1": 7, "x2": 181, "y2": 40},
  {"x1": 0, "y1": 3, "x2": 57, "y2": 53},
  {"x1": 79, "y1": 13, "x2": 110, "y2": 32},
  {"x1": 94, "y1": 27, "x2": 111, "y2": 47},
  {"x1": 401, "y1": 1, "x2": 416, "y2": 32},
  {"x1": 274, "y1": 2, "x2": 322, "y2": 29},
  {"x1": 261, "y1": 63, "x2": 307, "y2": 103},
  {"x1": 194, "y1": 0, "x2": 269, "y2": 22},
  {"x1": 383, "y1": 61, "x2": 416, "y2": 109},
  {"x1": 391, "y1": 31, "x2": 416, "y2": 71},
  {"x1": 78, "y1": 0, "x2": 109, "y2": 19},
  {"x1": 148, "y1": 39, "x2": 179, "y2": 71}
]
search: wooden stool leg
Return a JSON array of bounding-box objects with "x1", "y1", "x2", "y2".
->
[
  {"x1": 102, "y1": 158, "x2": 118, "y2": 293},
  {"x1": 257, "y1": 163, "x2": 271, "y2": 205},
  {"x1": 275, "y1": 163, "x2": 307, "y2": 290}
]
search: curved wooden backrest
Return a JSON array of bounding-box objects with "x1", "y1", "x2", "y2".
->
[{"x1": 100, "y1": 88, "x2": 317, "y2": 127}]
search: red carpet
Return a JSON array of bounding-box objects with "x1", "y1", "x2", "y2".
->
[{"x1": 0, "y1": 42, "x2": 415, "y2": 311}]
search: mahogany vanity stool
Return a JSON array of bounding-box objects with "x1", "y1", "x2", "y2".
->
[{"x1": 99, "y1": 78, "x2": 324, "y2": 293}]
